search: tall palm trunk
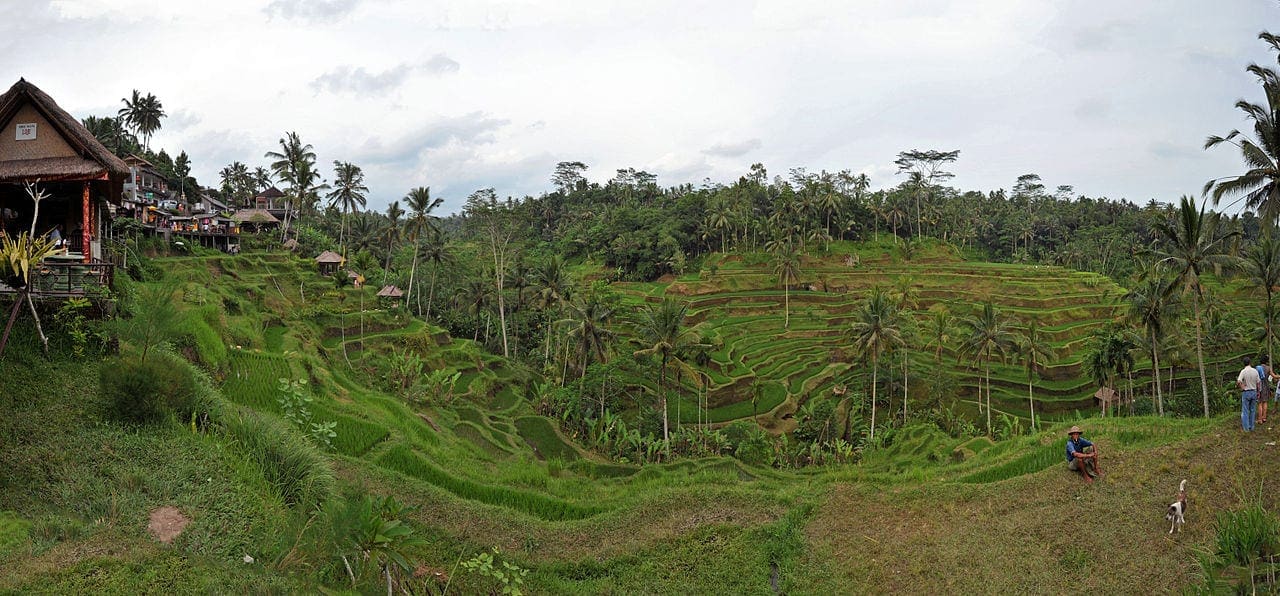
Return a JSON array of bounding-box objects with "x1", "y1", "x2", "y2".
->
[
  {"x1": 1027, "y1": 369, "x2": 1036, "y2": 432},
  {"x1": 407, "y1": 242, "x2": 419, "y2": 314},
  {"x1": 1193, "y1": 294, "x2": 1211, "y2": 418},
  {"x1": 426, "y1": 264, "x2": 438, "y2": 319},
  {"x1": 659, "y1": 354, "x2": 670, "y2": 454},
  {"x1": 869, "y1": 353, "x2": 878, "y2": 442},
  {"x1": 902, "y1": 353, "x2": 908, "y2": 423},
  {"x1": 1151, "y1": 329, "x2": 1164, "y2": 417},
  {"x1": 985, "y1": 350, "x2": 992, "y2": 435}
]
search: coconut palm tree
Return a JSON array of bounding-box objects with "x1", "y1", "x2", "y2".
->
[
  {"x1": 417, "y1": 234, "x2": 451, "y2": 319},
  {"x1": 633, "y1": 299, "x2": 706, "y2": 454},
  {"x1": 561, "y1": 291, "x2": 616, "y2": 418},
  {"x1": 1017, "y1": 317, "x2": 1055, "y2": 431},
  {"x1": 1122, "y1": 274, "x2": 1180, "y2": 416},
  {"x1": 772, "y1": 242, "x2": 801, "y2": 329},
  {"x1": 960, "y1": 301, "x2": 1018, "y2": 435},
  {"x1": 924, "y1": 307, "x2": 955, "y2": 365},
  {"x1": 380, "y1": 201, "x2": 403, "y2": 284},
  {"x1": 1245, "y1": 234, "x2": 1280, "y2": 363},
  {"x1": 326, "y1": 161, "x2": 368, "y2": 261},
  {"x1": 118, "y1": 90, "x2": 165, "y2": 151},
  {"x1": 1204, "y1": 32, "x2": 1280, "y2": 220},
  {"x1": 1153, "y1": 195, "x2": 1240, "y2": 418},
  {"x1": 847, "y1": 288, "x2": 904, "y2": 442},
  {"x1": 533, "y1": 256, "x2": 572, "y2": 366},
  {"x1": 403, "y1": 186, "x2": 443, "y2": 311},
  {"x1": 265, "y1": 132, "x2": 319, "y2": 239}
]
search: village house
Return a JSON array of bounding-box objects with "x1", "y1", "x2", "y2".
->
[{"x1": 0, "y1": 78, "x2": 126, "y2": 295}]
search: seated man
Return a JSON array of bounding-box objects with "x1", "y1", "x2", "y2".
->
[{"x1": 1065, "y1": 426, "x2": 1101, "y2": 483}]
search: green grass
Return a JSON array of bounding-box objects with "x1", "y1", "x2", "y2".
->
[
  {"x1": 375, "y1": 445, "x2": 602, "y2": 521},
  {"x1": 514, "y1": 416, "x2": 584, "y2": 461}
]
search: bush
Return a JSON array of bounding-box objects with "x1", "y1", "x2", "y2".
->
[
  {"x1": 99, "y1": 353, "x2": 197, "y2": 424},
  {"x1": 215, "y1": 402, "x2": 335, "y2": 509}
]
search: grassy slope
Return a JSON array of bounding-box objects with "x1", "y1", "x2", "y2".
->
[{"x1": 1, "y1": 245, "x2": 1272, "y2": 593}]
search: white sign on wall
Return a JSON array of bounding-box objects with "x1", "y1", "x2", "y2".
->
[{"x1": 15, "y1": 123, "x2": 35, "y2": 141}]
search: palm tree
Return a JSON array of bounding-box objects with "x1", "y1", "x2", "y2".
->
[
  {"x1": 534, "y1": 256, "x2": 572, "y2": 366},
  {"x1": 1122, "y1": 274, "x2": 1180, "y2": 416},
  {"x1": 403, "y1": 186, "x2": 443, "y2": 312},
  {"x1": 417, "y1": 234, "x2": 451, "y2": 319},
  {"x1": 265, "y1": 132, "x2": 319, "y2": 239},
  {"x1": 118, "y1": 89, "x2": 165, "y2": 151},
  {"x1": 633, "y1": 299, "x2": 706, "y2": 454},
  {"x1": 847, "y1": 288, "x2": 904, "y2": 443},
  {"x1": 1018, "y1": 317, "x2": 1055, "y2": 431},
  {"x1": 380, "y1": 201, "x2": 403, "y2": 285},
  {"x1": 1245, "y1": 234, "x2": 1280, "y2": 363},
  {"x1": 1153, "y1": 195, "x2": 1240, "y2": 418},
  {"x1": 960, "y1": 301, "x2": 1018, "y2": 435},
  {"x1": 1204, "y1": 32, "x2": 1280, "y2": 220},
  {"x1": 326, "y1": 161, "x2": 368, "y2": 260},
  {"x1": 772, "y1": 242, "x2": 801, "y2": 329},
  {"x1": 924, "y1": 308, "x2": 955, "y2": 365},
  {"x1": 561, "y1": 291, "x2": 616, "y2": 418}
]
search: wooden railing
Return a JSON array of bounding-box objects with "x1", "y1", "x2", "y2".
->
[{"x1": 0, "y1": 260, "x2": 113, "y2": 297}]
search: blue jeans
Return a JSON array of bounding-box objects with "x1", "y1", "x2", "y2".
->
[{"x1": 1243, "y1": 390, "x2": 1259, "y2": 431}]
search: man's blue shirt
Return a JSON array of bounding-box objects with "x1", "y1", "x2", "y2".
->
[{"x1": 1066, "y1": 437, "x2": 1093, "y2": 462}]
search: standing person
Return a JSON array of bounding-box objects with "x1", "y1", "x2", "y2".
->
[
  {"x1": 1065, "y1": 426, "x2": 1101, "y2": 483},
  {"x1": 1258, "y1": 356, "x2": 1274, "y2": 425},
  {"x1": 1238, "y1": 356, "x2": 1261, "y2": 432}
]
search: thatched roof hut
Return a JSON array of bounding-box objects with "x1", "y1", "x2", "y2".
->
[
  {"x1": 376, "y1": 285, "x2": 404, "y2": 298},
  {"x1": 0, "y1": 78, "x2": 129, "y2": 184},
  {"x1": 315, "y1": 250, "x2": 343, "y2": 275},
  {"x1": 232, "y1": 208, "x2": 280, "y2": 224},
  {"x1": 0, "y1": 78, "x2": 128, "y2": 263}
]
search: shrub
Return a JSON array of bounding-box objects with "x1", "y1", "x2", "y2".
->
[
  {"x1": 216, "y1": 403, "x2": 335, "y2": 509},
  {"x1": 99, "y1": 353, "x2": 197, "y2": 424}
]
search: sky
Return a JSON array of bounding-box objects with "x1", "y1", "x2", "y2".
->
[{"x1": 1, "y1": 0, "x2": 1276, "y2": 215}]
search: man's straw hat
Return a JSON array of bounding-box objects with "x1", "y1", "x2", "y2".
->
[{"x1": 1067, "y1": 425, "x2": 1083, "y2": 436}]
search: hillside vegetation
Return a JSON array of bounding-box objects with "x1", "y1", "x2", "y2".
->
[{"x1": 1, "y1": 244, "x2": 1276, "y2": 594}]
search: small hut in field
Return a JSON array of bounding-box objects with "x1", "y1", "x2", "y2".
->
[
  {"x1": 346, "y1": 270, "x2": 364, "y2": 288},
  {"x1": 376, "y1": 285, "x2": 403, "y2": 301},
  {"x1": 232, "y1": 208, "x2": 280, "y2": 233},
  {"x1": 315, "y1": 250, "x2": 343, "y2": 276},
  {"x1": 1093, "y1": 386, "x2": 1127, "y2": 416}
]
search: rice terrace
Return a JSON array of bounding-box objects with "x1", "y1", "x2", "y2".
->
[{"x1": 5, "y1": 3, "x2": 1280, "y2": 594}]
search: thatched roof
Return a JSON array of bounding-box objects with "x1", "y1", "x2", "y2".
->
[
  {"x1": 256, "y1": 186, "x2": 285, "y2": 199},
  {"x1": 231, "y1": 208, "x2": 280, "y2": 223},
  {"x1": 315, "y1": 250, "x2": 343, "y2": 264},
  {"x1": 1093, "y1": 387, "x2": 1125, "y2": 403},
  {"x1": 376, "y1": 285, "x2": 404, "y2": 298},
  {"x1": 0, "y1": 78, "x2": 130, "y2": 182}
]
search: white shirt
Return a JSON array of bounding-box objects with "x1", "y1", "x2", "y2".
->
[{"x1": 1238, "y1": 365, "x2": 1261, "y2": 391}]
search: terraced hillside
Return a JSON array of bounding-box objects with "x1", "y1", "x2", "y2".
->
[{"x1": 616, "y1": 240, "x2": 1184, "y2": 431}]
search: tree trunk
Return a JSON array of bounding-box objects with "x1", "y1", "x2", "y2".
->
[
  {"x1": 783, "y1": 280, "x2": 790, "y2": 329},
  {"x1": 985, "y1": 352, "x2": 992, "y2": 436},
  {"x1": 870, "y1": 353, "x2": 878, "y2": 442},
  {"x1": 660, "y1": 356, "x2": 670, "y2": 454},
  {"x1": 902, "y1": 352, "x2": 908, "y2": 423},
  {"x1": 406, "y1": 243, "x2": 419, "y2": 314},
  {"x1": 1193, "y1": 294, "x2": 1211, "y2": 418},
  {"x1": 1152, "y1": 329, "x2": 1164, "y2": 417},
  {"x1": 1027, "y1": 366, "x2": 1036, "y2": 432},
  {"x1": 426, "y1": 264, "x2": 438, "y2": 320}
]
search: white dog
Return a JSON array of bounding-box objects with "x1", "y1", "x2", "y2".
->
[{"x1": 1165, "y1": 479, "x2": 1188, "y2": 534}]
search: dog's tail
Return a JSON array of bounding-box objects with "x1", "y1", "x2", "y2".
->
[{"x1": 1179, "y1": 478, "x2": 1187, "y2": 492}]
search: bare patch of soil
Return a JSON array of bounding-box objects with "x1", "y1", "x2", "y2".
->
[{"x1": 147, "y1": 506, "x2": 190, "y2": 544}]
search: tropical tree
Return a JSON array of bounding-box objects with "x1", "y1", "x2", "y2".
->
[
  {"x1": 1017, "y1": 317, "x2": 1055, "y2": 431},
  {"x1": 534, "y1": 255, "x2": 572, "y2": 366},
  {"x1": 1204, "y1": 31, "x2": 1280, "y2": 221},
  {"x1": 403, "y1": 186, "x2": 442, "y2": 312},
  {"x1": 847, "y1": 287, "x2": 904, "y2": 442},
  {"x1": 417, "y1": 233, "x2": 451, "y2": 319},
  {"x1": 772, "y1": 241, "x2": 800, "y2": 329},
  {"x1": 960, "y1": 301, "x2": 1018, "y2": 435},
  {"x1": 118, "y1": 89, "x2": 165, "y2": 151},
  {"x1": 463, "y1": 189, "x2": 517, "y2": 358},
  {"x1": 924, "y1": 307, "x2": 955, "y2": 365},
  {"x1": 1153, "y1": 195, "x2": 1240, "y2": 418},
  {"x1": 380, "y1": 201, "x2": 403, "y2": 284},
  {"x1": 265, "y1": 131, "x2": 320, "y2": 239},
  {"x1": 1245, "y1": 235, "x2": 1280, "y2": 363},
  {"x1": 633, "y1": 299, "x2": 706, "y2": 454},
  {"x1": 561, "y1": 290, "x2": 616, "y2": 418},
  {"x1": 1123, "y1": 274, "x2": 1180, "y2": 416},
  {"x1": 326, "y1": 161, "x2": 368, "y2": 260}
]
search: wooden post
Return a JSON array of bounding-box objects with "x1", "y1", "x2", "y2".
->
[{"x1": 81, "y1": 182, "x2": 91, "y2": 263}]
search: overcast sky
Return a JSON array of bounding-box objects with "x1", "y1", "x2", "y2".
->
[{"x1": 2, "y1": 0, "x2": 1276, "y2": 215}]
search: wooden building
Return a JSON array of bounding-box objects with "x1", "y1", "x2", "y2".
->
[
  {"x1": 315, "y1": 250, "x2": 343, "y2": 276},
  {"x1": 0, "y1": 79, "x2": 128, "y2": 263}
]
